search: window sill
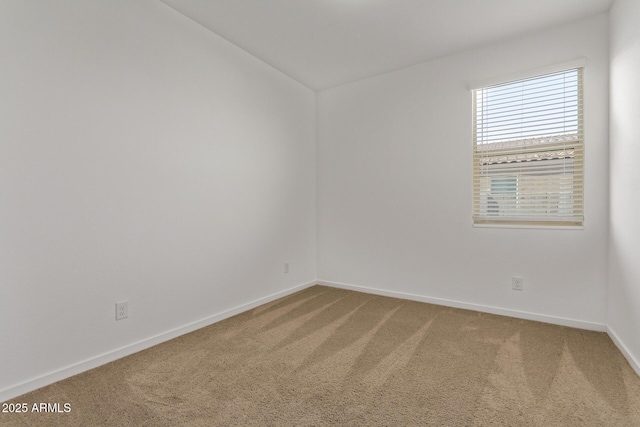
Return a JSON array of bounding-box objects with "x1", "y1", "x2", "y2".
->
[{"x1": 473, "y1": 223, "x2": 584, "y2": 230}]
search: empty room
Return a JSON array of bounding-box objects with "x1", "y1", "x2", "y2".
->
[{"x1": 1, "y1": 0, "x2": 639, "y2": 425}]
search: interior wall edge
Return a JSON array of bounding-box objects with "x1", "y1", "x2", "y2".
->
[
  {"x1": 0, "y1": 280, "x2": 317, "y2": 403},
  {"x1": 317, "y1": 280, "x2": 607, "y2": 332},
  {"x1": 607, "y1": 325, "x2": 640, "y2": 378}
]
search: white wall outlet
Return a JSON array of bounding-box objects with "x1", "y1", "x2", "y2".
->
[
  {"x1": 115, "y1": 301, "x2": 128, "y2": 320},
  {"x1": 284, "y1": 262, "x2": 289, "y2": 273},
  {"x1": 512, "y1": 276, "x2": 524, "y2": 291}
]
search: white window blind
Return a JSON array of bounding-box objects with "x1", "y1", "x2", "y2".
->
[{"x1": 472, "y1": 67, "x2": 584, "y2": 227}]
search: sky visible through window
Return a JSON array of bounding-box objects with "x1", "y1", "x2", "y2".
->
[{"x1": 475, "y1": 69, "x2": 579, "y2": 145}]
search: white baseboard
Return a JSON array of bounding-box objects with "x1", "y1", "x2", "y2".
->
[
  {"x1": 0, "y1": 280, "x2": 316, "y2": 403},
  {"x1": 607, "y1": 325, "x2": 640, "y2": 378},
  {"x1": 318, "y1": 280, "x2": 607, "y2": 332},
  {"x1": 6, "y1": 279, "x2": 630, "y2": 403}
]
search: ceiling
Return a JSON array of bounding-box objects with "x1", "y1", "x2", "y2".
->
[{"x1": 158, "y1": 0, "x2": 613, "y2": 90}]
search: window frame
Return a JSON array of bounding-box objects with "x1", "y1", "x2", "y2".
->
[{"x1": 470, "y1": 59, "x2": 586, "y2": 229}]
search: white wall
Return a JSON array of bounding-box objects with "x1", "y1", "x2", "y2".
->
[
  {"x1": 3, "y1": 0, "x2": 633, "y2": 403},
  {"x1": 608, "y1": 0, "x2": 640, "y2": 374},
  {"x1": 317, "y1": 14, "x2": 609, "y2": 328},
  {"x1": 0, "y1": 0, "x2": 316, "y2": 399}
]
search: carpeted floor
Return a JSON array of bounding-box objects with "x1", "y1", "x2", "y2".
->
[{"x1": 2, "y1": 285, "x2": 639, "y2": 426}]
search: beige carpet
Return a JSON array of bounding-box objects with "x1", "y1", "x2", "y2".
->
[{"x1": 2, "y1": 285, "x2": 639, "y2": 426}]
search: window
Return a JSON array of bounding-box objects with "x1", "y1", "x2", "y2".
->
[{"x1": 472, "y1": 66, "x2": 584, "y2": 227}]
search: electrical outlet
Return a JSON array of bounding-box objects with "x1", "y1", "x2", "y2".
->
[
  {"x1": 115, "y1": 301, "x2": 128, "y2": 320},
  {"x1": 284, "y1": 262, "x2": 289, "y2": 274},
  {"x1": 512, "y1": 276, "x2": 524, "y2": 291}
]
